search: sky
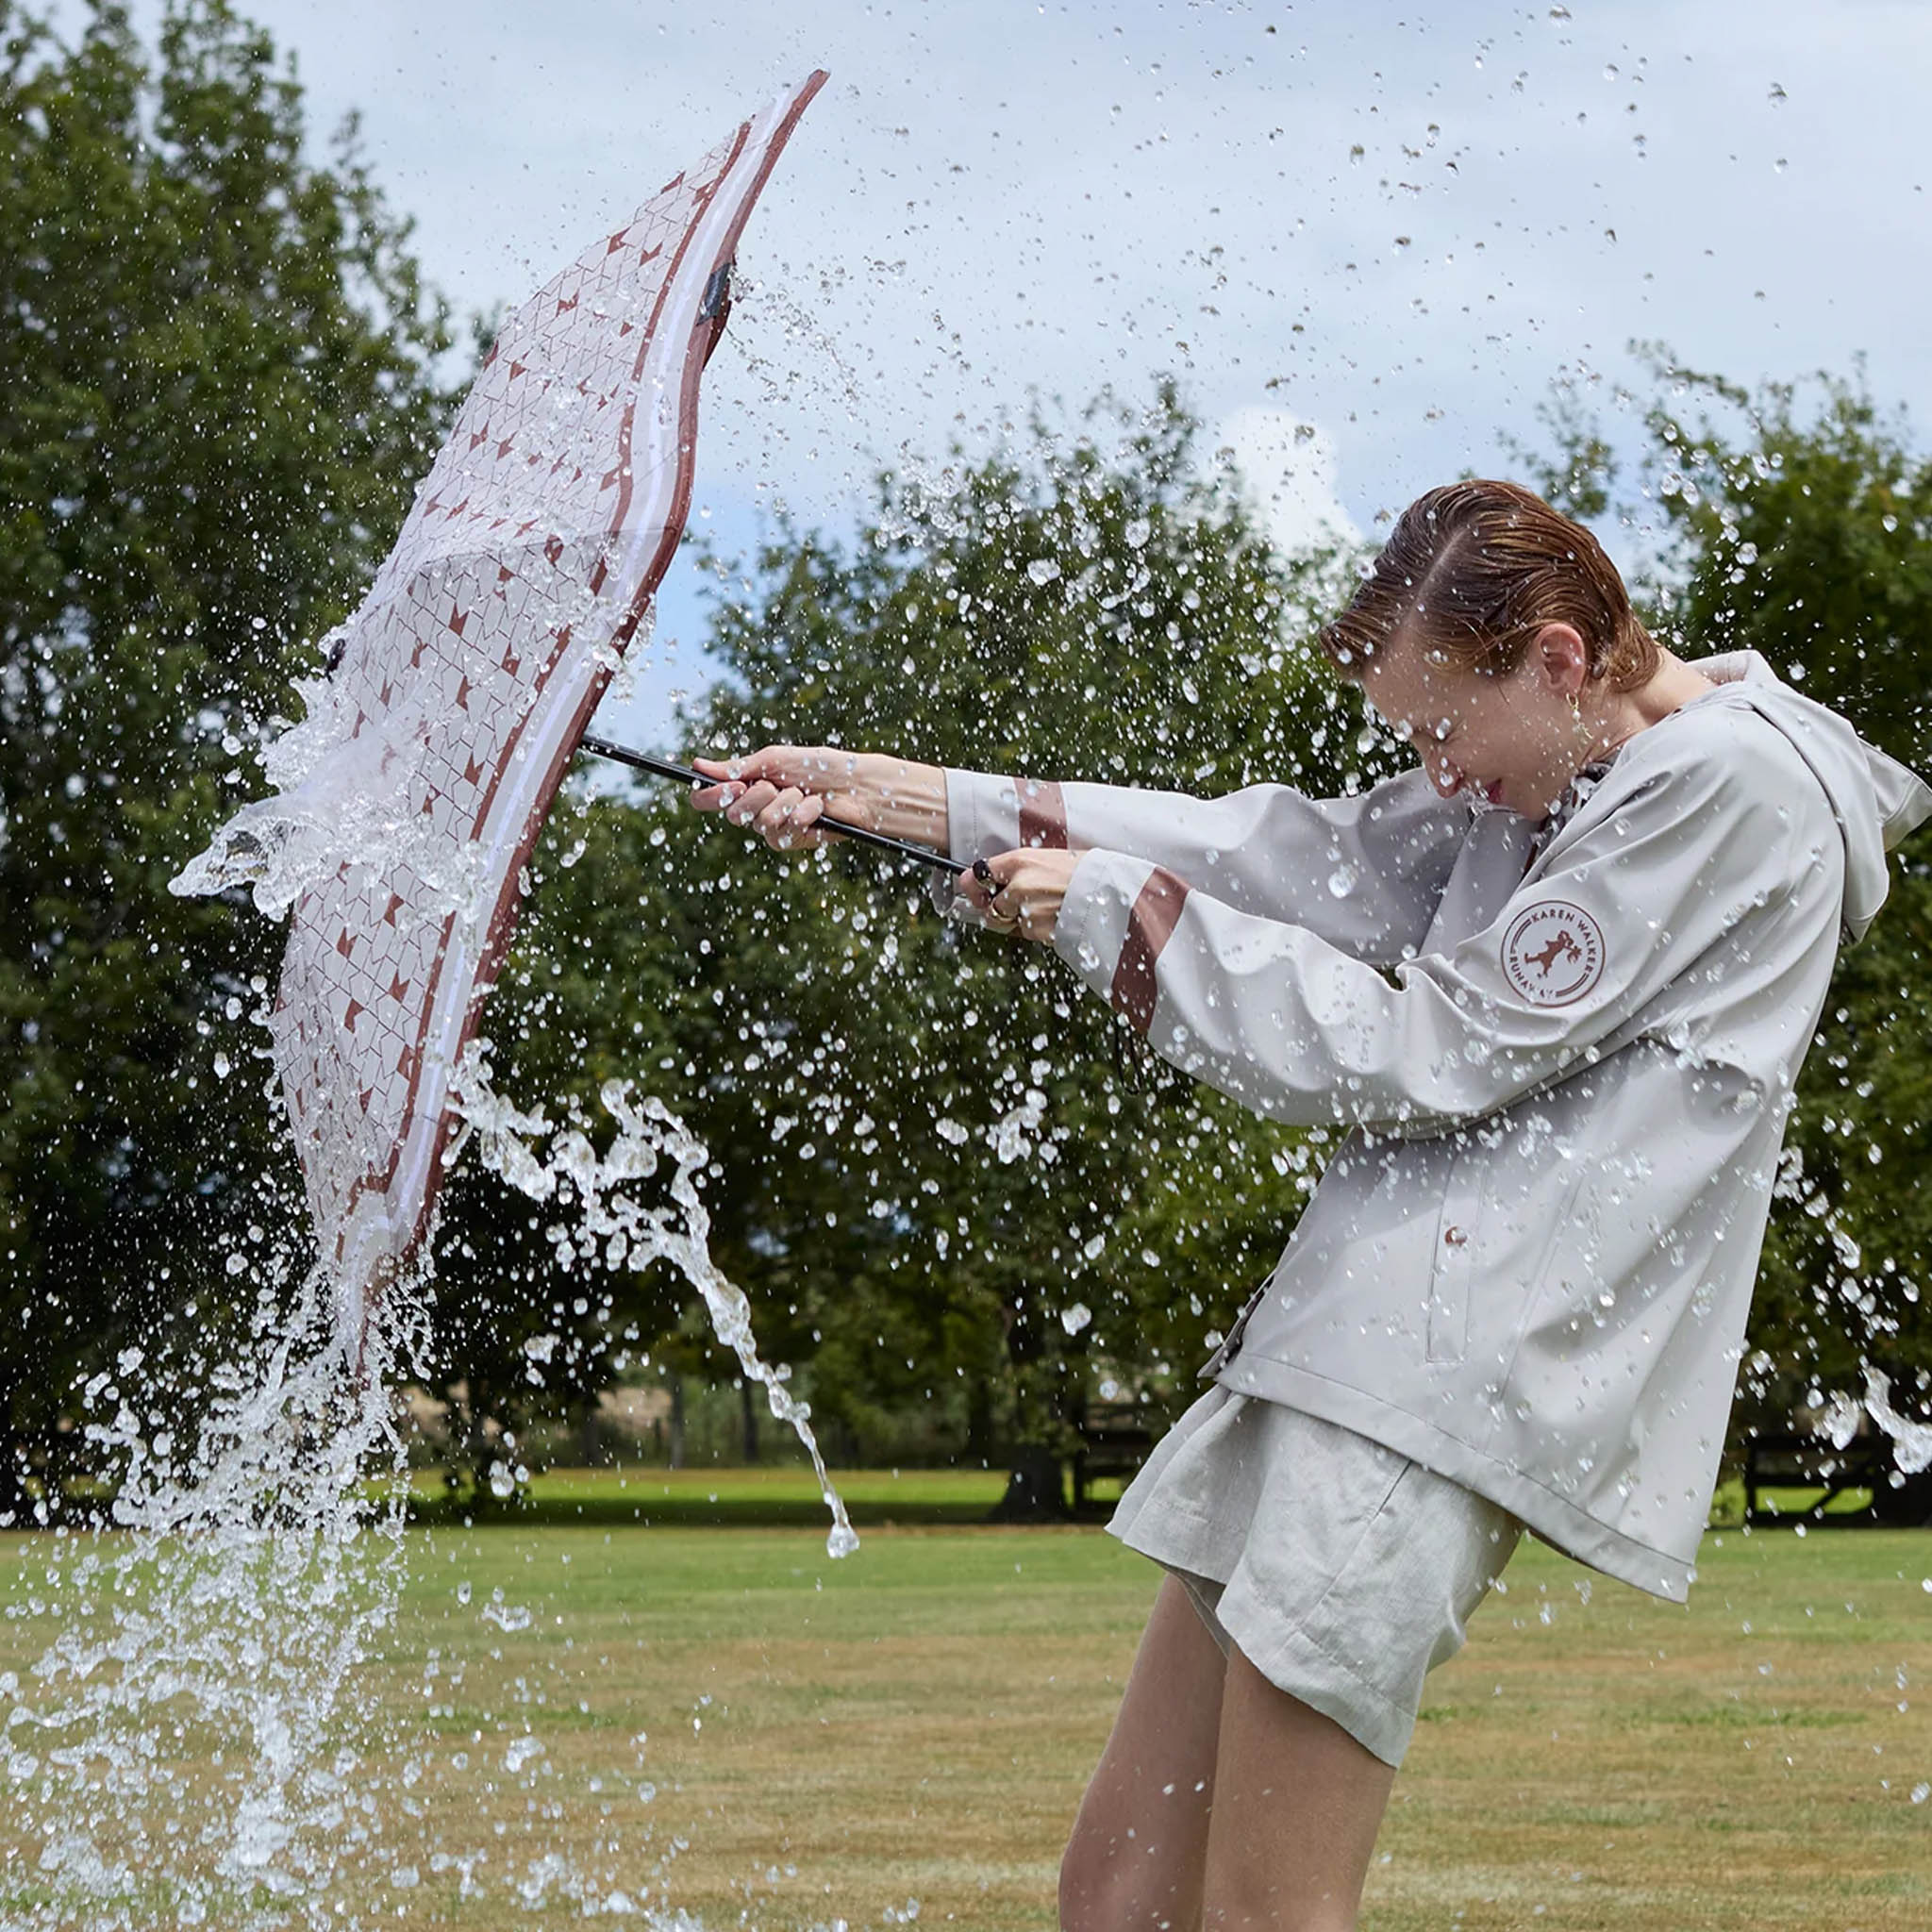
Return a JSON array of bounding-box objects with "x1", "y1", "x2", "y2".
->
[{"x1": 103, "y1": 0, "x2": 1932, "y2": 753}]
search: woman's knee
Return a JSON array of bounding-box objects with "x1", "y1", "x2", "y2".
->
[{"x1": 1060, "y1": 1803, "x2": 1207, "y2": 1932}]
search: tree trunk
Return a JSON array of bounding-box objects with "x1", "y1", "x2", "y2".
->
[
  {"x1": 1870, "y1": 1465, "x2": 1932, "y2": 1526},
  {"x1": 668, "y1": 1374, "x2": 686, "y2": 1471},
  {"x1": 740, "y1": 1376, "x2": 759, "y2": 1465},
  {"x1": 988, "y1": 1442, "x2": 1070, "y2": 1522},
  {"x1": 964, "y1": 1374, "x2": 994, "y2": 1467}
]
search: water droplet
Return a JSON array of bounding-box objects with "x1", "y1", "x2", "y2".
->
[
  {"x1": 1327, "y1": 864, "x2": 1358, "y2": 899},
  {"x1": 1026, "y1": 558, "x2": 1061, "y2": 585},
  {"x1": 1060, "y1": 1302, "x2": 1092, "y2": 1336}
]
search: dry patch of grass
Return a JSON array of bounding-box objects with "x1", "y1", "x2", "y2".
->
[
  {"x1": 1370, "y1": 1525, "x2": 1931, "y2": 1931},
  {"x1": 3, "y1": 1515, "x2": 1927, "y2": 1928}
]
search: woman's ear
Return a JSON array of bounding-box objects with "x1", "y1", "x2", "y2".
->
[{"x1": 1532, "y1": 621, "x2": 1591, "y2": 698}]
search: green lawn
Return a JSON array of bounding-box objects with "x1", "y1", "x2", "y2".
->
[
  {"x1": 397, "y1": 1461, "x2": 1874, "y2": 1531},
  {"x1": 2, "y1": 1499, "x2": 1928, "y2": 1928},
  {"x1": 404, "y1": 1461, "x2": 1017, "y2": 1528}
]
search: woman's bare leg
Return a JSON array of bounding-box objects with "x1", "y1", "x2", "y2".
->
[
  {"x1": 1199, "y1": 1646, "x2": 1397, "y2": 1932},
  {"x1": 1060, "y1": 1575, "x2": 1228, "y2": 1931}
]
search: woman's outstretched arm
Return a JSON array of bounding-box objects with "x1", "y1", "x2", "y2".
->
[
  {"x1": 688, "y1": 744, "x2": 1479, "y2": 967},
  {"x1": 937, "y1": 764, "x2": 1474, "y2": 965},
  {"x1": 687, "y1": 747, "x2": 950, "y2": 847}
]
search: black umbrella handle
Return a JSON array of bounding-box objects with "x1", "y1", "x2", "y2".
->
[{"x1": 579, "y1": 733, "x2": 965, "y2": 876}]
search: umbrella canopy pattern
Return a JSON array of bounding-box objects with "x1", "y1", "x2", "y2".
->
[{"x1": 181, "y1": 75, "x2": 825, "y2": 1351}]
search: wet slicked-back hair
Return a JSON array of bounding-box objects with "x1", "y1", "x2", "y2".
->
[{"x1": 1318, "y1": 479, "x2": 1659, "y2": 693}]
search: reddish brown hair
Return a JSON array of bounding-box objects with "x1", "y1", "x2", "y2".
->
[{"x1": 1317, "y1": 479, "x2": 1658, "y2": 692}]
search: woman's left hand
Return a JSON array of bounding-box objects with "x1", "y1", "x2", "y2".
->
[{"x1": 954, "y1": 848, "x2": 1083, "y2": 943}]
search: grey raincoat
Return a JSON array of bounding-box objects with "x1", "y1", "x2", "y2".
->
[{"x1": 935, "y1": 650, "x2": 1932, "y2": 1599}]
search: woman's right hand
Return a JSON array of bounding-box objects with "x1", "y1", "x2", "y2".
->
[{"x1": 687, "y1": 746, "x2": 949, "y2": 852}]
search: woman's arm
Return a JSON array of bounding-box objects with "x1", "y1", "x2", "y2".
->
[
  {"x1": 1046, "y1": 747, "x2": 1803, "y2": 1137},
  {"x1": 688, "y1": 748, "x2": 949, "y2": 846},
  {"x1": 938, "y1": 765, "x2": 1475, "y2": 965},
  {"x1": 688, "y1": 745, "x2": 1476, "y2": 966}
]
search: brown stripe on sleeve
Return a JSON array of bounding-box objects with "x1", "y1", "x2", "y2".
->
[
  {"x1": 1110, "y1": 866, "x2": 1191, "y2": 1036},
  {"x1": 1017, "y1": 777, "x2": 1069, "y2": 849}
]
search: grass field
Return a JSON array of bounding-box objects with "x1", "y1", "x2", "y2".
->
[
  {"x1": 396, "y1": 1461, "x2": 1880, "y2": 1533},
  {"x1": 3, "y1": 1485, "x2": 1928, "y2": 1929}
]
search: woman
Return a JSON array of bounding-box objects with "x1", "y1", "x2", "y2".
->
[{"x1": 687, "y1": 479, "x2": 1932, "y2": 1930}]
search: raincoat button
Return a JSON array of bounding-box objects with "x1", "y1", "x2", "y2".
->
[{"x1": 1443, "y1": 1224, "x2": 1467, "y2": 1246}]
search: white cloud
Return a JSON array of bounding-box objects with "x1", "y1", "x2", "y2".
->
[{"x1": 1215, "y1": 408, "x2": 1362, "y2": 560}]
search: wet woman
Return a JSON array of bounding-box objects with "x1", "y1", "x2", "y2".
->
[{"x1": 687, "y1": 479, "x2": 1932, "y2": 1931}]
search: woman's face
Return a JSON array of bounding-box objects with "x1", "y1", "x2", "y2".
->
[{"x1": 1357, "y1": 622, "x2": 1592, "y2": 818}]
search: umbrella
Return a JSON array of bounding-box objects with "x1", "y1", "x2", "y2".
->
[{"x1": 174, "y1": 75, "x2": 830, "y2": 1358}]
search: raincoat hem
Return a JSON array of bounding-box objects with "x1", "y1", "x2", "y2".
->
[{"x1": 1212, "y1": 1354, "x2": 1696, "y2": 1603}]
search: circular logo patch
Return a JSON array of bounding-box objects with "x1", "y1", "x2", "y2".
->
[{"x1": 1501, "y1": 899, "x2": 1606, "y2": 1008}]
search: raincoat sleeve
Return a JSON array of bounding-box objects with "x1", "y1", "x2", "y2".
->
[
  {"x1": 927, "y1": 764, "x2": 1474, "y2": 964},
  {"x1": 1048, "y1": 745, "x2": 1794, "y2": 1136}
]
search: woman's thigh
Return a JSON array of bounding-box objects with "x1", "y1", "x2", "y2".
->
[
  {"x1": 1201, "y1": 1645, "x2": 1397, "y2": 1932},
  {"x1": 1061, "y1": 1574, "x2": 1228, "y2": 1930}
]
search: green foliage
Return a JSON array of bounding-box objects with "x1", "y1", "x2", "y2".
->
[{"x1": 0, "y1": 0, "x2": 454, "y2": 1511}]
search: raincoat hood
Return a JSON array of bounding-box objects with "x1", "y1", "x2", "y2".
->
[{"x1": 1691, "y1": 648, "x2": 1932, "y2": 941}]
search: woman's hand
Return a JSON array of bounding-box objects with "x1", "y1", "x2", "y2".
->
[
  {"x1": 954, "y1": 848, "x2": 1083, "y2": 944},
  {"x1": 688, "y1": 746, "x2": 947, "y2": 851}
]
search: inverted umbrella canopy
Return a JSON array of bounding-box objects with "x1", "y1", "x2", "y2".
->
[{"x1": 175, "y1": 75, "x2": 827, "y2": 1354}]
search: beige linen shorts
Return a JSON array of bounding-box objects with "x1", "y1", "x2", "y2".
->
[{"x1": 1108, "y1": 1384, "x2": 1523, "y2": 1768}]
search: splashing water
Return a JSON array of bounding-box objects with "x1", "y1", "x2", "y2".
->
[
  {"x1": 3, "y1": 1238, "x2": 421, "y2": 1926},
  {"x1": 10, "y1": 547, "x2": 850, "y2": 1922},
  {"x1": 1865, "y1": 1375, "x2": 1932, "y2": 1476},
  {"x1": 446, "y1": 1042, "x2": 858, "y2": 1560}
]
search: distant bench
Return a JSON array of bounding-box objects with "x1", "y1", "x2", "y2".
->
[
  {"x1": 1743, "y1": 1427, "x2": 1932, "y2": 1527},
  {"x1": 1072, "y1": 1401, "x2": 1158, "y2": 1514}
]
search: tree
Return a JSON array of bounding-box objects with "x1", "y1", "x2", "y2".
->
[{"x1": 0, "y1": 0, "x2": 454, "y2": 1515}]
